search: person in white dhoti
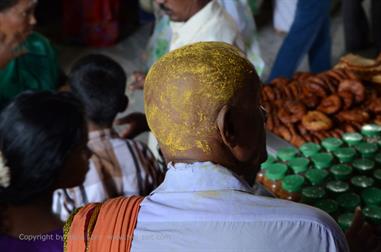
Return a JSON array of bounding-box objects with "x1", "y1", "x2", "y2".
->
[
  {"x1": 118, "y1": 0, "x2": 264, "y2": 158},
  {"x1": 132, "y1": 0, "x2": 264, "y2": 91}
]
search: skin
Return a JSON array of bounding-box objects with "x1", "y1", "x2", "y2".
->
[
  {"x1": 154, "y1": 0, "x2": 211, "y2": 22},
  {"x1": 5, "y1": 135, "x2": 91, "y2": 237},
  {"x1": 0, "y1": 0, "x2": 37, "y2": 68},
  {"x1": 144, "y1": 42, "x2": 267, "y2": 185}
]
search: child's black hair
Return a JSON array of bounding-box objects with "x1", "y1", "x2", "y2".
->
[{"x1": 69, "y1": 54, "x2": 127, "y2": 127}]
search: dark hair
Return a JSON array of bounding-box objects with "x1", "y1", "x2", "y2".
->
[
  {"x1": 0, "y1": 91, "x2": 87, "y2": 205},
  {"x1": 0, "y1": 0, "x2": 18, "y2": 11},
  {"x1": 69, "y1": 54, "x2": 127, "y2": 126}
]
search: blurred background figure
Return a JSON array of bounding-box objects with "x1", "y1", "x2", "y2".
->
[
  {"x1": 268, "y1": 0, "x2": 332, "y2": 81},
  {"x1": 62, "y1": 0, "x2": 140, "y2": 47},
  {"x1": 0, "y1": 0, "x2": 61, "y2": 110},
  {"x1": 272, "y1": 0, "x2": 297, "y2": 34},
  {"x1": 145, "y1": 0, "x2": 264, "y2": 77},
  {"x1": 0, "y1": 91, "x2": 89, "y2": 252},
  {"x1": 342, "y1": 0, "x2": 381, "y2": 55}
]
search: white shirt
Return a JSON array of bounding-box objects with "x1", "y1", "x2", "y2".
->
[
  {"x1": 146, "y1": 0, "x2": 265, "y2": 76},
  {"x1": 131, "y1": 162, "x2": 349, "y2": 252},
  {"x1": 169, "y1": 1, "x2": 245, "y2": 52}
]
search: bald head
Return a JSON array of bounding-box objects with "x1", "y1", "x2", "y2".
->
[{"x1": 145, "y1": 42, "x2": 262, "y2": 159}]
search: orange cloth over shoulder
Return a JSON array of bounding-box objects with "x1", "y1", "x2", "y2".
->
[{"x1": 64, "y1": 196, "x2": 144, "y2": 252}]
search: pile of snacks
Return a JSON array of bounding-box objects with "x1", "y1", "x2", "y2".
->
[
  {"x1": 261, "y1": 69, "x2": 381, "y2": 146},
  {"x1": 335, "y1": 54, "x2": 381, "y2": 84},
  {"x1": 257, "y1": 124, "x2": 381, "y2": 231}
]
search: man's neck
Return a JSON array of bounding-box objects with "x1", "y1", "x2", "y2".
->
[{"x1": 164, "y1": 143, "x2": 254, "y2": 183}]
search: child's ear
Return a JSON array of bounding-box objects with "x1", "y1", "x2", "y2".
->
[{"x1": 119, "y1": 95, "x2": 129, "y2": 112}]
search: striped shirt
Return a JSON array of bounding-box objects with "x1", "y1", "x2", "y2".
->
[{"x1": 53, "y1": 129, "x2": 165, "y2": 221}]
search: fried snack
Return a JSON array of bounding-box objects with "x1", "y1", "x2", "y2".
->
[
  {"x1": 266, "y1": 112, "x2": 274, "y2": 131},
  {"x1": 271, "y1": 77, "x2": 289, "y2": 88},
  {"x1": 277, "y1": 123, "x2": 292, "y2": 142},
  {"x1": 337, "y1": 109, "x2": 370, "y2": 123},
  {"x1": 282, "y1": 85, "x2": 293, "y2": 99},
  {"x1": 262, "y1": 85, "x2": 275, "y2": 101},
  {"x1": 342, "y1": 124, "x2": 357, "y2": 133},
  {"x1": 367, "y1": 97, "x2": 381, "y2": 113},
  {"x1": 338, "y1": 80, "x2": 365, "y2": 103},
  {"x1": 288, "y1": 81, "x2": 301, "y2": 98},
  {"x1": 338, "y1": 91, "x2": 354, "y2": 110},
  {"x1": 317, "y1": 95, "x2": 342, "y2": 114},
  {"x1": 278, "y1": 101, "x2": 307, "y2": 124},
  {"x1": 301, "y1": 93, "x2": 320, "y2": 109},
  {"x1": 335, "y1": 54, "x2": 381, "y2": 83},
  {"x1": 290, "y1": 133, "x2": 305, "y2": 147},
  {"x1": 273, "y1": 86, "x2": 282, "y2": 100},
  {"x1": 302, "y1": 111, "x2": 333, "y2": 131},
  {"x1": 261, "y1": 102, "x2": 272, "y2": 114},
  {"x1": 302, "y1": 82, "x2": 328, "y2": 98},
  {"x1": 326, "y1": 69, "x2": 348, "y2": 83},
  {"x1": 331, "y1": 129, "x2": 344, "y2": 139},
  {"x1": 372, "y1": 75, "x2": 381, "y2": 84},
  {"x1": 296, "y1": 123, "x2": 308, "y2": 136},
  {"x1": 312, "y1": 131, "x2": 326, "y2": 141},
  {"x1": 351, "y1": 122, "x2": 363, "y2": 131},
  {"x1": 340, "y1": 54, "x2": 379, "y2": 68},
  {"x1": 341, "y1": 68, "x2": 360, "y2": 80},
  {"x1": 294, "y1": 72, "x2": 314, "y2": 82}
]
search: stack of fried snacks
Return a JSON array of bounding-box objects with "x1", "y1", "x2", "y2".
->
[
  {"x1": 335, "y1": 53, "x2": 381, "y2": 84},
  {"x1": 262, "y1": 69, "x2": 381, "y2": 146}
]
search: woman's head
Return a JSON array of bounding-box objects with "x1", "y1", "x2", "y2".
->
[
  {"x1": 0, "y1": 91, "x2": 90, "y2": 205},
  {"x1": 0, "y1": 0, "x2": 37, "y2": 45}
]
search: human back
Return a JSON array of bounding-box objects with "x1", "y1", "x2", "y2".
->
[{"x1": 132, "y1": 42, "x2": 348, "y2": 251}]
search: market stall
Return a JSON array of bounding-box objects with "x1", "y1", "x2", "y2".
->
[{"x1": 260, "y1": 54, "x2": 381, "y2": 232}]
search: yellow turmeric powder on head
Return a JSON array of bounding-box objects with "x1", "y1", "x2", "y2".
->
[{"x1": 144, "y1": 42, "x2": 258, "y2": 155}]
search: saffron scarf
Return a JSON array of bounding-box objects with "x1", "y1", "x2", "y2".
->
[{"x1": 64, "y1": 196, "x2": 143, "y2": 251}]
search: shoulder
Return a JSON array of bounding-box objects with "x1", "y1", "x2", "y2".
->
[
  {"x1": 23, "y1": 32, "x2": 55, "y2": 55},
  {"x1": 202, "y1": 5, "x2": 241, "y2": 44},
  {"x1": 245, "y1": 195, "x2": 339, "y2": 227},
  {"x1": 244, "y1": 196, "x2": 348, "y2": 250}
]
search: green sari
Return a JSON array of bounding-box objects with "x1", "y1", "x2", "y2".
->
[{"x1": 0, "y1": 32, "x2": 60, "y2": 109}]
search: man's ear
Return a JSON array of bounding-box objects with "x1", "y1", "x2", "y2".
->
[
  {"x1": 119, "y1": 95, "x2": 129, "y2": 112},
  {"x1": 216, "y1": 105, "x2": 237, "y2": 149}
]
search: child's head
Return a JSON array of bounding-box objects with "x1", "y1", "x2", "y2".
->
[
  {"x1": 0, "y1": 91, "x2": 90, "y2": 205},
  {"x1": 68, "y1": 54, "x2": 128, "y2": 127}
]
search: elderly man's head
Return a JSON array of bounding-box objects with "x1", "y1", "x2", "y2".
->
[
  {"x1": 155, "y1": 0, "x2": 211, "y2": 22},
  {"x1": 145, "y1": 42, "x2": 267, "y2": 184}
]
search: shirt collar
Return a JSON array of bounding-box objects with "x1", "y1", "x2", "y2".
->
[
  {"x1": 151, "y1": 161, "x2": 255, "y2": 195},
  {"x1": 170, "y1": 0, "x2": 221, "y2": 47}
]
